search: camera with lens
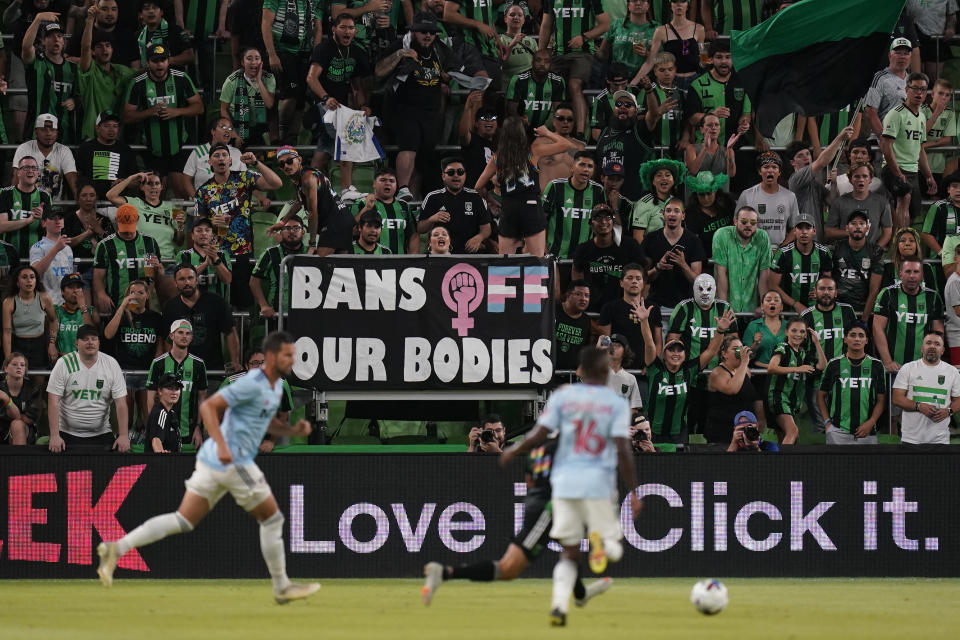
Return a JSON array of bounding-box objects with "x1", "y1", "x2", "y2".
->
[
  {"x1": 743, "y1": 426, "x2": 760, "y2": 441},
  {"x1": 480, "y1": 429, "x2": 496, "y2": 443},
  {"x1": 631, "y1": 414, "x2": 651, "y2": 453}
]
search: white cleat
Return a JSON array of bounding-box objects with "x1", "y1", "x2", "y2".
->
[
  {"x1": 96, "y1": 541, "x2": 120, "y2": 587},
  {"x1": 339, "y1": 185, "x2": 365, "y2": 204},
  {"x1": 421, "y1": 562, "x2": 444, "y2": 605},
  {"x1": 575, "y1": 577, "x2": 613, "y2": 607},
  {"x1": 274, "y1": 581, "x2": 321, "y2": 604}
]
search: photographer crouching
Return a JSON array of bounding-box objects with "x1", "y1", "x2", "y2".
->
[
  {"x1": 468, "y1": 414, "x2": 507, "y2": 453},
  {"x1": 727, "y1": 410, "x2": 779, "y2": 452}
]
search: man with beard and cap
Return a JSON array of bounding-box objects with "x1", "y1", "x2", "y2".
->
[
  {"x1": 769, "y1": 213, "x2": 834, "y2": 315},
  {"x1": 307, "y1": 12, "x2": 374, "y2": 198},
  {"x1": 376, "y1": 11, "x2": 465, "y2": 202},
  {"x1": 600, "y1": 158, "x2": 634, "y2": 237},
  {"x1": 459, "y1": 91, "x2": 499, "y2": 187},
  {"x1": 713, "y1": 205, "x2": 771, "y2": 315},
  {"x1": 506, "y1": 51, "x2": 566, "y2": 130},
  {"x1": 666, "y1": 272, "x2": 733, "y2": 434},
  {"x1": 632, "y1": 158, "x2": 685, "y2": 243},
  {"x1": 75, "y1": 111, "x2": 138, "y2": 199},
  {"x1": 642, "y1": 197, "x2": 705, "y2": 336},
  {"x1": 162, "y1": 264, "x2": 240, "y2": 377},
  {"x1": 802, "y1": 276, "x2": 857, "y2": 434},
  {"x1": 352, "y1": 210, "x2": 391, "y2": 255},
  {"x1": 816, "y1": 322, "x2": 886, "y2": 445},
  {"x1": 12, "y1": 114, "x2": 78, "y2": 202},
  {"x1": 596, "y1": 89, "x2": 654, "y2": 201},
  {"x1": 734, "y1": 151, "x2": 799, "y2": 248},
  {"x1": 351, "y1": 168, "x2": 418, "y2": 255},
  {"x1": 555, "y1": 279, "x2": 591, "y2": 371},
  {"x1": 830, "y1": 209, "x2": 885, "y2": 322},
  {"x1": 534, "y1": 103, "x2": 586, "y2": 191},
  {"x1": 892, "y1": 330, "x2": 960, "y2": 444},
  {"x1": 251, "y1": 217, "x2": 307, "y2": 328},
  {"x1": 21, "y1": 15, "x2": 79, "y2": 144},
  {"x1": 645, "y1": 309, "x2": 735, "y2": 445},
  {"x1": 589, "y1": 63, "x2": 638, "y2": 144}
]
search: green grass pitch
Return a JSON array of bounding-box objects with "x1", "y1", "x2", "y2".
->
[{"x1": 1, "y1": 578, "x2": 958, "y2": 639}]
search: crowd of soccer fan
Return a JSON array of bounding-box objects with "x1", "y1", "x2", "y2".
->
[{"x1": 0, "y1": 0, "x2": 957, "y2": 450}]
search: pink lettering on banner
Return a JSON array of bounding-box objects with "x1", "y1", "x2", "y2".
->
[
  {"x1": 8, "y1": 473, "x2": 60, "y2": 562},
  {"x1": 441, "y1": 264, "x2": 485, "y2": 337},
  {"x1": 67, "y1": 466, "x2": 149, "y2": 570}
]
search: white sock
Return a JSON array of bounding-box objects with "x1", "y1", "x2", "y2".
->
[
  {"x1": 605, "y1": 538, "x2": 624, "y2": 563},
  {"x1": 551, "y1": 558, "x2": 578, "y2": 613},
  {"x1": 117, "y1": 512, "x2": 193, "y2": 555},
  {"x1": 260, "y1": 511, "x2": 291, "y2": 592}
]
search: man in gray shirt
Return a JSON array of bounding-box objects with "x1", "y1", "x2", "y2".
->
[
  {"x1": 865, "y1": 39, "x2": 912, "y2": 136},
  {"x1": 826, "y1": 162, "x2": 893, "y2": 249},
  {"x1": 907, "y1": 0, "x2": 957, "y2": 79},
  {"x1": 735, "y1": 151, "x2": 800, "y2": 247},
  {"x1": 785, "y1": 125, "x2": 855, "y2": 242}
]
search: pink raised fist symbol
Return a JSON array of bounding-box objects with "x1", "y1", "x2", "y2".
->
[{"x1": 441, "y1": 264, "x2": 485, "y2": 336}]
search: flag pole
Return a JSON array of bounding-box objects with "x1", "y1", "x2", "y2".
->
[{"x1": 825, "y1": 98, "x2": 865, "y2": 186}]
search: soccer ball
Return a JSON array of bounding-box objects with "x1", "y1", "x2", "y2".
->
[{"x1": 690, "y1": 579, "x2": 728, "y2": 615}]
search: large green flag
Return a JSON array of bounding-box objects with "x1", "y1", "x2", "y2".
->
[{"x1": 731, "y1": 0, "x2": 907, "y2": 136}]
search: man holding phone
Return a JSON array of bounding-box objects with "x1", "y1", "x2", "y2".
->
[{"x1": 642, "y1": 198, "x2": 706, "y2": 336}]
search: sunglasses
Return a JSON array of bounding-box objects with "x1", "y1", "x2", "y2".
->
[
  {"x1": 906, "y1": 85, "x2": 927, "y2": 92},
  {"x1": 280, "y1": 157, "x2": 299, "y2": 166},
  {"x1": 282, "y1": 226, "x2": 304, "y2": 232},
  {"x1": 218, "y1": 125, "x2": 234, "y2": 131},
  {"x1": 554, "y1": 115, "x2": 574, "y2": 122},
  {"x1": 18, "y1": 166, "x2": 38, "y2": 171},
  {"x1": 444, "y1": 168, "x2": 466, "y2": 176},
  {"x1": 478, "y1": 115, "x2": 498, "y2": 121},
  {"x1": 615, "y1": 101, "x2": 635, "y2": 109}
]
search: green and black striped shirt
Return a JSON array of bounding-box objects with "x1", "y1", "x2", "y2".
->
[
  {"x1": 25, "y1": 56, "x2": 78, "y2": 143},
  {"x1": 819, "y1": 355, "x2": 886, "y2": 434},
  {"x1": 873, "y1": 285, "x2": 945, "y2": 365},
  {"x1": 177, "y1": 247, "x2": 232, "y2": 302},
  {"x1": 147, "y1": 352, "x2": 209, "y2": 437},
  {"x1": 767, "y1": 342, "x2": 815, "y2": 413},
  {"x1": 710, "y1": 0, "x2": 762, "y2": 35},
  {"x1": 645, "y1": 359, "x2": 700, "y2": 440},
  {"x1": 506, "y1": 72, "x2": 566, "y2": 128},
  {"x1": 0, "y1": 187, "x2": 51, "y2": 256},
  {"x1": 92, "y1": 232, "x2": 162, "y2": 305},
  {"x1": 125, "y1": 69, "x2": 199, "y2": 157},
  {"x1": 668, "y1": 298, "x2": 731, "y2": 368},
  {"x1": 771, "y1": 242, "x2": 834, "y2": 308},
  {"x1": 544, "y1": 0, "x2": 605, "y2": 55},
  {"x1": 801, "y1": 302, "x2": 856, "y2": 362},
  {"x1": 350, "y1": 199, "x2": 417, "y2": 255},
  {"x1": 452, "y1": 0, "x2": 500, "y2": 58},
  {"x1": 252, "y1": 243, "x2": 306, "y2": 312},
  {"x1": 544, "y1": 178, "x2": 606, "y2": 258}
]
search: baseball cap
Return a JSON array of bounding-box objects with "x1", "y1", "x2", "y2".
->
[
  {"x1": 793, "y1": 213, "x2": 817, "y2": 228},
  {"x1": 146, "y1": 42, "x2": 169, "y2": 60},
  {"x1": 209, "y1": 142, "x2": 230, "y2": 156},
  {"x1": 358, "y1": 210, "x2": 383, "y2": 227},
  {"x1": 60, "y1": 273, "x2": 84, "y2": 290},
  {"x1": 734, "y1": 410, "x2": 758, "y2": 426},
  {"x1": 663, "y1": 338, "x2": 686, "y2": 351},
  {"x1": 96, "y1": 110, "x2": 120, "y2": 126},
  {"x1": 76, "y1": 324, "x2": 99, "y2": 341},
  {"x1": 43, "y1": 22, "x2": 63, "y2": 36},
  {"x1": 275, "y1": 145, "x2": 300, "y2": 160},
  {"x1": 41, "y1": 209, "x2": 64, "y2": 220},
  {"x1": 92, "y1": 29, "x2": 113, "y2": 45},
  {"x1": 607, "y1": 63, "x2": 631, "y2": 82},
  {"x1": 170, "y1": 319, "x2": 193, "y2": 335},
  {"x1": 156, "y1": 373, "x2": 183, "y2": 391},
  {"x1": 891, "y1": 37, "x2": 912, "y2": 51},
  {"x1": 847, "y1": 209, "x2": 870, "y2": 224},
  {"x1": 116, "y1": 203, "x2": 139, "y2": 232},
  {"x1": 409, "y1": 11, "x2": 441, "y2": 32},
  {"x1": 610, "y1": 333, "x2": 629, "y2": 347},
  {"x1": 590, "y1": 204, "x2": 615, "y2": 219},
  {"x1": 612, "y1": 90, "x2": 638, "y2": 107},
  {"x1": 35, "y1": 113, "x2": 58, "y2": 129},
  {"x1": 943, "y1": 171, "x2": 960, "y2": 188},
  {"x1": 602, "y1": 161, "x2": 625, "y2": 177}
]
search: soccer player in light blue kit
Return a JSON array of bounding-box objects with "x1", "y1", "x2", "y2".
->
[
  {"x1": 96, "y1": 331, "x2": 318, "y2": 604},
  {"x1": 500, "y1": 347, "x2": 642, "y2": 627}
]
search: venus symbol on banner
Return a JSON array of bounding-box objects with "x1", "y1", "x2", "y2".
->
[{"x1": 442, "y1": 264, "x2": 485, "y2": 336}]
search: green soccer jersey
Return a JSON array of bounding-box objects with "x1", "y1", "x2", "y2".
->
[
  {"x1": 252, "y1": 243, "x2": 306, "y2": 312},
  {"x1": 645, "y1": 359, "x2": 700, "y2": 440},
  {"x1": 147, "y1": 352, "x2": 208, "y2": 437},
  {"x1": 220, "y1": 69, "x2": 277, "y2": 142},
  {"x1": 921, "y1": 199, "x2": 960, "y2": 249},
  {"x1": 873, "y1": 284, "x2": 945, "y2": 365},
  {"x1": 182, "y1": 0, "x2": 219, "y2": 37},
  {"x1": 711, "y1": 225, "x2": 772, "y2": 313},
  {"x1": 506, "y1": 72, "x2": 566, "y2": 128},
  {"x1": 54, "y1": 305, "x2": 86, "y2": 355},
  {"x1": 0, "y1": 187, "x2": 51, "y2": 256},
  {"x1": 350, "y1": 199, "x2": 417, "y2": 255},
  {"x1": 710, "y1": 0, "x2": 762, "y2": 35},
  {"x1": 125, "y1": 70, "x2": 199, "y2": 158},
  {"x1": 544, "y1": 178, "x2": 606, "y2": 258},
  {"x1": 352, "y1": 241, "x2": 391, "y2": 255},
  {"x1": 125, "y1": 197, "x2": 178, "y2": 260},
  {"x1": 77, "y1": 62, "x2": 135, "y2": 142},
  {"x1": 687, "y1": 71, "x2": 752, "y2": 142},
  {"x1": 771, "y1": 242, "x2": 834, "y2": 308},
  {"x1": 630, "y1": 193, "x2": 668, "y2": 235},
  {"x1": 881, "y1": 103, "x2": 927, "y2": 174},
  {"x1": 921, "y1": 104, "x2": 956, "y2": 175},
  {"x1": 605, "y1": 18, "x2": 657, "y2": 74},
  {"x1": 264, "y1": 0, "x2": 322, "y2": 53},
  {"x1": 767, "y1": 342, "x2": 813, "y2": 413},
  {"x1": 544, "y1": 0, "x2": 605, "y2": 55},
  {"x1": 26, "y1": 56, "x2": 78, "y2": 144},
  {"x1": 177, "y1": 247, "x2": 232, "y2": 301},
  {"x1": 819, "y1": 355, "x2": 886, "y2": 434},
  {"x1": 801, "y1": 303, "x2": 856, "y2": 361},
  {"x1": 451, "y1": 0, "x2": 500, "y2": 58},
  {"x1": 668, "y1": 298, "x2": 731, "y2": 368},
  {"x1": 93, "y1": 232, "x2": 162, "y2": 305},
  {"x1": 649, "y1": 84, "x2": 685, "y2": 148}
]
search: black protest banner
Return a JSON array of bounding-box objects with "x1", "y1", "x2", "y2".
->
[{"x1": 285, "y1": 255, "x2": 555, "y2": 390}]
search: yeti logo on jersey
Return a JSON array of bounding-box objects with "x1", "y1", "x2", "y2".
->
[{"x1": 840, "y1": 377, "x2": 871, "y2": 388}]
